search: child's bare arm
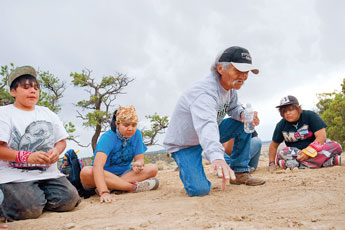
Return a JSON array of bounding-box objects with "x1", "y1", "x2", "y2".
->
[
  {"x1": 268, "y1": 141, "x2": 279, "y2": 171},
  {"x1": 0, "y1": 141, "x2": 50, "y2": 164},
  {"x1": 93, "y1": 152, "x2": 110, "y2": 194},
  {"x1": 0, "y1": 142, "x2": 17, "y2": 161}
]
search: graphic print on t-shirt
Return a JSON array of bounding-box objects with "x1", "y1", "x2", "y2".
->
[
  {"x1": 9, "y1": 120, "x2": 55, "y2": 152},
  {"x1": 8, "y1": 120, "x2": 55, "y2": 170},
  {"x1": 217, "y1": 103, "x2": 229, "y2": 125},
  {"x1": 282, "y1": 124, "x2": 313, "y2": 143}
]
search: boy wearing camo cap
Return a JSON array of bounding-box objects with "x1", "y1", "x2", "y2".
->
[{"x1": 0, "y1": 66, "x2": 80, "y2": 221}]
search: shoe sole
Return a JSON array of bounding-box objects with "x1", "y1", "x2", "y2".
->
[
  {"x1": 151, "y1": 177, "x2": 160, "y2": 190},
  {"x1": 230, "y1": 180, "x2": 266, "y2": 186}
]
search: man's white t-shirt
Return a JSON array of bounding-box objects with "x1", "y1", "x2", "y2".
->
[{"x1": 0, "y1": 104, "x2": 68, "y2": 184}]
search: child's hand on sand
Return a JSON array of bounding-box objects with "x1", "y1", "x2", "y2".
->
[
  {"x1": 100, "y1": 193, "x2": 117, "y2": 203},
  {"x1": 268, "y1": 163, "x2": 277, "y2": 172}
]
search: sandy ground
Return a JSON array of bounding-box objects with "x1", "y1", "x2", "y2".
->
[{"x1": 3, "y1": 148, "x2": 345, "y2": 230}]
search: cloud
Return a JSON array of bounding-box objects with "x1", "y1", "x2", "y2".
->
[{"x1": 1, "y1": 0, "x2": 344, "y2": 157}]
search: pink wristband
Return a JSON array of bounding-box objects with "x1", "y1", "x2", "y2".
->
[{"x1": 15, "y1": 151, "x2": 32, "y2": 163}]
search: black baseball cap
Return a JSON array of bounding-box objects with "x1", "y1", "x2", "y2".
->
[
  {"x1": 218, "y1": 46, "x2": 259, "y2": 74},
  {"x1": 276, "y1": 95, "x2": 299, "y2": 108}
]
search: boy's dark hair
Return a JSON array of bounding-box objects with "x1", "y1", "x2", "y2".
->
[
  {"x1": 110, "y1": 110, "x2": 118, "y2": 132},
  {"x1": 10, "y1": 74, "x2": 40, "y2": 91},
  {"x1": 279, "y1": 104, "x2": 302, "y2": 117}
]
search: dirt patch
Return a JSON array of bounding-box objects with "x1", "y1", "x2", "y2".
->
[{"x1": 5, "y1": 149, "x2": 345, "y2": 230}]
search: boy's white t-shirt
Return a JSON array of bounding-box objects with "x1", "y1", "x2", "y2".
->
[{"x1": 0, "y1": 104, "x2": 68, "y2": 184}]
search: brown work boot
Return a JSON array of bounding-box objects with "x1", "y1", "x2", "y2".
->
[{"x1": 230, "y1": 172, "x2": 265, "y2": 186}]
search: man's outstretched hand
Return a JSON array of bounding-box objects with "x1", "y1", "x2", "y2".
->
[{"x1": 211, "y1": 159, "x2": 236, "y2": 191}]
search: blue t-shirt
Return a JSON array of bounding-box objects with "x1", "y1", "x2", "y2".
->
[{"x1": 93, "y1": 129, "x2": 147, "y2": 175}]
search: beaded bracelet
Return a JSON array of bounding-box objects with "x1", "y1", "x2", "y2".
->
[{"x1": 269, "y1": 162, "x2": 275, "y2": 166}]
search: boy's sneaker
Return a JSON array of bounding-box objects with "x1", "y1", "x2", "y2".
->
[
  {"x1": 278, "y1": 160, "x2": 287, "y2": 169},
  {"x1": 334, "y1": 155, "x2": 341, "y2": 165},
  {"x1": 133, "y1": 178, "x2": 159, "y2": 193},
  {"x1": 323, "y1": 155, "x2": 341, "y2": 167}
]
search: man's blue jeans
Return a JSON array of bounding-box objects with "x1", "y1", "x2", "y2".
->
[
  {"x1": 172, "y1": 118, "x2": 251, "y2": 197},
  {"x1": 224, "y1": 136, "x2": 262, "y2": 170}
]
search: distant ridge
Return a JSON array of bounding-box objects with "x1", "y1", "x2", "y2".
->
[
  {"x1": 146, "y1": 140, "x2": 271, "y2": 155},
  {"x1": 146, "y1": 149, "x2": 167, "y2": 154}
]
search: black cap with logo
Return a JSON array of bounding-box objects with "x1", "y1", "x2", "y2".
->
[{"x1": 218, "y1": 46, "x2": 259, "y2": 74}]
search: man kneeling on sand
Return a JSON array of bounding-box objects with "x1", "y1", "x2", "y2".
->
[{"x1": 163, "y1": 46, "x2": 265, "y2": 197}]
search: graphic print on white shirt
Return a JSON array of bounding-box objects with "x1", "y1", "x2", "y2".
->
[
  {"x1": 9, "y1": 121, "x2": 55, "y2": 152},
  {"x1": 8, "y1": 121, "x2": 55, "y2": 170}
]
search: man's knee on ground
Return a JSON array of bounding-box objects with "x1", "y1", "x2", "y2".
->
[{"x1": 186, "y1": 184, "x2": 211, "y2": 197}]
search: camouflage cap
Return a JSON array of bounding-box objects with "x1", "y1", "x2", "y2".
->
[{"x1": 8, "y1": 66, "x2": 37, "y2": 87}]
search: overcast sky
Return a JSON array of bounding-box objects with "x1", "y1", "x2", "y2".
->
[{"x1": 1, "y1": 0, "x2": 345, "y2": 158}]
